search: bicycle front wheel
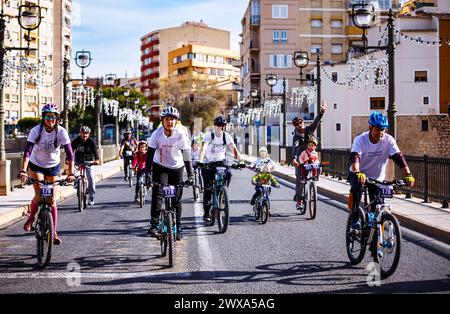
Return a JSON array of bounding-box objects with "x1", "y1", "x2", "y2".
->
[
  {"x1": 77, "y1": 179, "x2": 84, "y2": 212},
  {"x1": 260, "y1": 201, "x2": 269, "y2": 224},
  {"x1": 166, "y1": 213, "x2": 174, "y2": 267},
  {"x1": 128, "y1": 166, "x2": 133, "y2": 187},
  {"x1": 217, "y1": 186, "x2": 229, "y2": 233},
  {"x1": 373, "y1": 212, "x2": 402, "y2": 279},
  {"x1": 36, "y1": 207, "x2": 54, "y2": 269},
  {"x1": 345, "y1": 207, "x2": 367, "y2": 265},
  {"x1": 308, "y1": 182, "x2": 317, "y2": 220},
  {"x1": 193, "y1": 174, "x2": 199, "y2": 202}
]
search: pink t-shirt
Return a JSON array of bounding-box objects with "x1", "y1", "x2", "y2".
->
[{"x1": 299, "y1": 149, "x2": 319, "y2": 164}]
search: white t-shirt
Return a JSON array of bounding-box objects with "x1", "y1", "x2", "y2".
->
[
  {"x1": 148, "y1": 127, "x2": 190, "y2": 169},
  {"x1": 202, "y1": 131, "x2": 234, "y2": 163},
  {"x1": 28, "y1": 125, "x2": 71, "y2": 168},
  {"x1": 350, "y1": 131, "x2": 401, "y2": 181}
]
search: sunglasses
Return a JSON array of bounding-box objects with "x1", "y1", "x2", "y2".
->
[{"x1": 44, "y1": 116, "x2": 57, "y2": 121}]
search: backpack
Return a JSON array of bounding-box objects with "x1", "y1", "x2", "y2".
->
[{"x1": 210, "y1": 132, "x2": 227, "y2": 147}]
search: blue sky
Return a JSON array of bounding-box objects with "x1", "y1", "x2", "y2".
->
[{"x1": 72, "y1": 0, "x2": 248, "y2": 79}]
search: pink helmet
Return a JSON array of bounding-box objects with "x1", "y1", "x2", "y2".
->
[{"x1": 42, "y1": 103, "x2": 59, "y2": 115}]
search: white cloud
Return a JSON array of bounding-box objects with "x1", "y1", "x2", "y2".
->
[{"x1": 72, "y1": 0, "x2": 248, "y2": 78}]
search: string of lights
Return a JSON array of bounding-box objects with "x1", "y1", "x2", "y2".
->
[{"x1": 395, "y1": 29, "x2": 450, "y2": 46}]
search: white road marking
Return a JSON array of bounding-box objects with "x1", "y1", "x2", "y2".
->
[{"x1": 0, "y1": 271, "x2": 193, "y2": 280}]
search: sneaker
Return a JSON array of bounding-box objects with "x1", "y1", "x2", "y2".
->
[
  {"x1": 88, "y1": 196, "x2": 95, "y2": 206},
  {"x1": 147, "y1": 226, "x2": 159, "y2": 238},
  {"x1": 350, "y1": 219, "x2": 362, "y2": 231},
  {"x1": 23, "y1": 219, "x2": 33, "y2": 232},
  {"x1": 124, "y1": 177, "x2": 128, "y2": 181},
  {"x1": 296, "y1": 201, "x2": 303, "y2": 210},
  {"x1": 134, "y1": 195, "x2": 139, "y2": 203},
  {"x1": 176, "y1": 231, "x2": 183, "y2": 241},
  {"x1": 53, "y1": 233, "x2": 62, "y2": 245},
  {"x1": 203, "y1": 214, "x2": 211, "y2": 223}
]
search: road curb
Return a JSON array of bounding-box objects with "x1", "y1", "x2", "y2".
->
[
  {"x1": 273, "y1": 169, "x2": 450, "y2": 245},
  {"x1": 0, "y1": 165, "x2": 123, "y2": 228}
]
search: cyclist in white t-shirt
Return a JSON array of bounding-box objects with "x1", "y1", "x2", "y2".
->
[
  {"x1": 145, "y1": 106, "x2": 194, "y2": 240},
  {"x1": 197, "y1": 115, "x2": 245, "y2": 223},
  {"x1": 348, "y1": 111, "x2": 415, "y2": 230},
  {"x1": 19, "y1": 104, "x2": 76, "y2": 245}
]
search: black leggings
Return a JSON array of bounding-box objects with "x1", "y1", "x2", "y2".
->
[
  {"x1": 151, "y1": 163, "x2": 185, "y2": 228},
  {"x1": 348, "y1": 172, "x2": 383, "y2": 219},
  {"x1": 201, "y1": 161, "x2": 232, "y2": 216}
]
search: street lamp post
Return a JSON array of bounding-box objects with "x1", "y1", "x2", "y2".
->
[
  {"x1": 63, "y1": 50, "x2": 92, "y2": 131},
  {"x1": 352, "y1": 2, "x2": 396, "y2": 138},
  {"x1": 0, "y1": 4, "x2": 43, "y2": 161},
  {"x1": 124, "y1": 89, "x2": 130, "y2": 129},
  {"x1": 134, "y1": 98, "x2": 140, "y2": 141},
  {"x1": 104, "y1": 73, "x2": 119, "y2": 146},
  {"x1": 95, "y1": 78, "x2": 103, "y2": 149},
  {"x1": 265, "y1": 74, "x2": 288, "y2": 163},
  {"x1": 293, "y1": 50, "x2": 323, "y2": 150}
]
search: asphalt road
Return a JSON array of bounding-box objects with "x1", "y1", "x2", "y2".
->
[{"x1": 0, "y1": 168, "x2": 449, "y2": 294}]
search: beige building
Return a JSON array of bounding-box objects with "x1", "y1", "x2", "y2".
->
[
  {"x1": 140, "y1": 21, "x2": 231, "y2": 104},
  {"x1": 2, "y1": 0, "x2": 71, "y2": 127},
  {"x1": 53, "y1": 0, "x2": 72, "y2": 114},
  {"x1": 240, "y1": 0, "x2": 400, "y2": 107},
  {"x1": 167, "y1": 44, "x2": 241, "y2": 106}
]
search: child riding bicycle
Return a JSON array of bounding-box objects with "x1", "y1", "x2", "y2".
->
[{"x1": 132, "y1": 140, "x2": 148, "y2": 202}]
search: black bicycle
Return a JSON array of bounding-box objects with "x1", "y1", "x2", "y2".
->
[
  {"x1": 297, "y1": 161, "x2": 329, "y2": 219},
  {"x1": 124, "y1": 151, "x2": 134, "y2": 187},
  {"x1": 346, "y1": 178, "x2": 405, "y2": 279},
  {"x1": 253, "y1": 184, "x2": 279, "y2": 224},
  {"x1": 74, "y1": 161, "x2": 94, "y2": 212},
  {"x1": 27, "y1": 177, "x2": 70, "y2": 268},
  {"x1": 200, "y1": 162, "x2": 245, "y2": 233},
  {"x1": 153, "y1": 177, "x2": 190, "y2": 268}
]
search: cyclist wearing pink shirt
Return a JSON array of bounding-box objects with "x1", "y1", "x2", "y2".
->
[{"x1": 19, "y1": 104, "x2": 75, "y2": 245}]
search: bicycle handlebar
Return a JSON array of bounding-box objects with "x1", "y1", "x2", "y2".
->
[
  {"x1": 366, "y1": 178, "x2": 406, "y2": 187},
  {"x1": 26, "y1": 177, "x2": 72, "y2": 186}
]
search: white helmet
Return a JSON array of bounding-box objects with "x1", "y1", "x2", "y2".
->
[
  {"x1": 259, "y1": 146, "x2": 268, "y2": 155},
  {"x1": 160, "y1": 106, "x2": 180, "y2": 119}
]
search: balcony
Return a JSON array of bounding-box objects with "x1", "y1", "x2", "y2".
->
[
  {"x1": 249, "y1": 40, "x2": 260, "y2": 52},
  {"x1": 250, "y1": 15, "x2": 260, "y2": 27}
]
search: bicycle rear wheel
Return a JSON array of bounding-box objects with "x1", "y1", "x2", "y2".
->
[
  {"x1": 373, "y1": 212, "x2": 402, "y2": 279},
  {"x1": 308, "y1": 182, "x2": 317, "y2": 220},
  {"x1": 83, "y1": 179, "x2": 87, "y2": 208},
  {"x1": 345, "y1": 208, "x2": 367, "y2": 265},
  {"x1": 166, "y1": 213, "x2": 174, "y2": 267},
  {"x1": 217, "y1": 186, "x2": 229, "y2": 233},
  {"x1": 193, "y1": 173, "x2": 199, "y2": 201},
  {"x1": 36, "y1": 207, "x2": 54, "y2": 268}
]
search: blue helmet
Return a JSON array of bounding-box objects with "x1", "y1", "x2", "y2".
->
[{"x1": 368, "y1": 112, "x2": 388, "y2": 129}]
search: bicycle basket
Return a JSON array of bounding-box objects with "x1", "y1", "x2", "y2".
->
[{"x1": 163, "y1": 186, "x2": 177, "y2": 198}]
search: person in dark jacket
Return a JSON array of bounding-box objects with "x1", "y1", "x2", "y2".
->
[
  {"x1": 71, "y1": 126, "x2": 100, "y2": 205},
  {"x1": 291, "y1": 100, "x2": 327, "y2": 211}
]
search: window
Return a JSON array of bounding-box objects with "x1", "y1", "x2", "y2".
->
[
  {"x1": 415, "y1": 71, "x2": 428, "y2": 82},
  {"x1": 331, "y1": 19, "x2": 343, "y2": 28},
  {"x1": 423, "y1": 96, "x2": 429, "y2": 105},
  {"x1": 422, "y1": 120, "x2": 429, "y2": 132},
  {"x1": 332, "y1": 72, "x2": 338, "y2": 82},
  {"x1": 273, "y1": 79, "x2": 289, "y2": 94},
  {"x1": 331, "y1": 44, "x2": 343, "y2": 54},
  {"x1": 311, "y1": 44, "x2": 322, "y2": 54},
  {"x1": 272, "y1": 5, "x2": 288, "y2": 18},
  {"x1": 272, "y1": 30, "x2": 288, "y2": 43},
  {"x1": 269, "y1": 54, "x2": 292, "y2": 68},
  {"x1": 333, "y1": 103, "x2": 338, "y2": 110},
  {"x1": 311, "y1": 19, "x2": 323, "y2": 28},
  {"x1": 370, "y1": 97, "x2": 385, "y2": 110},
  {"x1": 336, "y1": 123, "x2": 341, "y2": 131}
]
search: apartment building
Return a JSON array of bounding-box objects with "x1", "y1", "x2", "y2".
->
[
  {"x1": 140, "y1": 21, "x2": 230, "y2": 105},
  {"x1": 167, "y1": 44, "x2": 241, "y2": 105},
  {"x1": 240, "y1": 0, "x2": 400, "y2": 108},
  {"x1": 53, "y1": 0, "x2": 72, "y2": 113},
  {"x1": 2, "y1": 0, "x2": 71, "y2": 131}
]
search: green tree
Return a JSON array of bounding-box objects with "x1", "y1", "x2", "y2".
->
[
  {"x1": 17, "y1": 117, "x2": 41, "y2": 133},
  {"x1": 159, "y1": 71, "x2": 227, "y2": 132}
]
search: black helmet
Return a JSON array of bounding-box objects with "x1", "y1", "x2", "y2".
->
[{"x1": 214, "y1": 116, "x2": 227, "y2": 126}]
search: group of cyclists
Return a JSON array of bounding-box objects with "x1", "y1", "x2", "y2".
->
[{"x1": 19, "y1": 102, "x2": 416, "y2": 252}]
